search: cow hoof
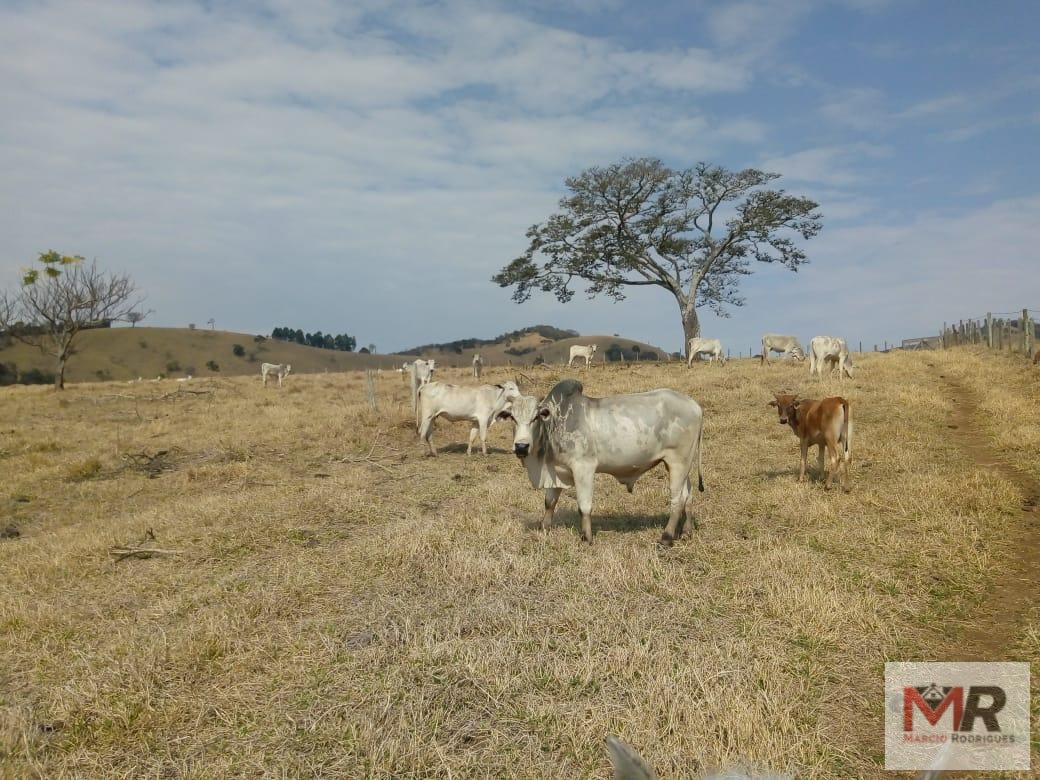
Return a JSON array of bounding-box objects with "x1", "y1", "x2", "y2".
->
[
  {"x1": 659, "y1": 533, "x2": 674, "y2": 547},
  {"x1": 581, "y1": 533, "x2": 593, "y2": 544}
]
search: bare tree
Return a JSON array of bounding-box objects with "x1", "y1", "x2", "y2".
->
[
  {"x1": 207, "y1": 318, "x2": 215, "y2": 330},
  {"x1": 126, "y1": 309, "x2": 154, "y2": 327},
  {"x1": 0, "y1": 252, "x2": 142, "y2": 389}
]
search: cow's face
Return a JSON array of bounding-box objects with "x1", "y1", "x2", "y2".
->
[
  {"x1": 791, "y1": 347, "x2": 806, "y2": 362},
  {"x1": 590, "y1": 344, "x2": 598, "y2": 353},
  {"x1": 769, "y1": 393, "x2": 799, "y2": 425},
  {"x1": 497, "y1": 395, "x2": 542, "y2": 458},
  {"x1": 496, "y1": 380, "x2": 521, "y2": 401}
]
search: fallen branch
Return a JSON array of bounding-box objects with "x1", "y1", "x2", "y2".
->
[{"x1": 110, "y1": 546, "x2": 183, "y2": 562}]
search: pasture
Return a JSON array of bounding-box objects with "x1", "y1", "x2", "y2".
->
[{"x1": 1, "y1": 349, "x2": 1037, "y2": 778}]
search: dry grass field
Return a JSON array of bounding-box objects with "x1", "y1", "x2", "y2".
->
[{"x1": 1, "y1": 348, "x2": 1037, "y2": 778}]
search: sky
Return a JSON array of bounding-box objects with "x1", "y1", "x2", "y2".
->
[{"x1": 1, "y1": 0, "x2": 1038, "y2": 356}]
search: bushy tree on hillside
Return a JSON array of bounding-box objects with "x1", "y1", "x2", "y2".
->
[
  {"x1": 0, "y1": 252, "x2": 142, "y2": 389},
  {"x1": 493, "y1": 158, "x2": 822, "y2": 354}
]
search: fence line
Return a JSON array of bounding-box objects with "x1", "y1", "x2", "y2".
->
[{"x1": 939, "y1": 308, "x2": 1037, "y2": 359}]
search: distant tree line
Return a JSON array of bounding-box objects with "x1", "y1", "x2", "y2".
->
[
  {"x1": 401, "y1": 324, "x2": 578, "y2": 356},
  {"x1": 271, "y1": 327, "x2": 356, "y2": 352}
]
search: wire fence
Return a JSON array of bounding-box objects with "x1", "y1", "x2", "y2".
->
[{"x1": 937, "y1": 307, "x2": 1037, "y2": 359}]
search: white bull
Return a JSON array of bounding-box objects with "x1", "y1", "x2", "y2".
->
[
  {"x1": 417, "y1": 380, "x2": 521, "y2": 456},
  {"x1": 408, "y1": 359, "x2": 435, "y2": 414},
  {"x1": 567, "y1": 344, "x2": 598, "y2": 367},
  {"x1": 760, "y1": 334, "x2": 806, "y2": 365},
  {"x1": 261, "y1": 362, "x2": 292, "y2": 387},
  {"x1": 499, "y1": 379, "x2": 704, "y2": 545},
  {"x1": 472, "y1": 353, "x2": 484, "y2": 379},
  {"x1": 687, "y1": 337, "x2": 726, "y2": 366},
  {"x1": 809, "y1": 336, "x2": 854, "y2": 380}
]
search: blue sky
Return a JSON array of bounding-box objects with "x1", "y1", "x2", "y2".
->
[{"x1": 1, "y1": 0, "x2": 1038, "y2": 355}]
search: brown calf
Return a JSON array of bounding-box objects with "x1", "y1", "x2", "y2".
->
[
  {"x1": 1033, "y1": 349, "x2": 1039, "y2": 365},
  {"x1": 769, "y1": 393, "x2": 852, "y2": 491}
]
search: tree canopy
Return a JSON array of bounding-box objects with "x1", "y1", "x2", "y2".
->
[{"x1": 493, "y1": 158, "x2": 822, "y2": 351}]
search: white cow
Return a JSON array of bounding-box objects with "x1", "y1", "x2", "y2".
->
[
  {"x1": 408, "y1": 359, "x2": 435, "y2": 414},
  {"x1": 261, "y1": 362, "x2": 292, "y2": 388},
  {"x1": 809, "y1": 336, "x2": 854, "y2": 380},
  {"x1": 472, "y1": 353, "x2": 484, "y2": 379},
  {"x1": 417, "y1": 380, "x2": 521, "y2": 456},
  {"x1": 567, "y1": 344, "x2": 598, "y2": 367},
  {"x1": 687, "y1": 338, "x2": 726, "y2": 366},
  {"x1": 760, "y1": 334, "x2": 806, "y2": 365},
  {"x1": 176, "y1": 375, "x2": 193, "y2": 383},
  {"x1": 499, "y1": 379, "x2": 704, "y2": 545}
]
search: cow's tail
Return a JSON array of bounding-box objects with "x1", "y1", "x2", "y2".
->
[
  {"x1": 841, "y1": 399, "x2": 852, "y2": 463},
  {"x1": 696, "y1": 420, "x2": 705, "y2": 492}
]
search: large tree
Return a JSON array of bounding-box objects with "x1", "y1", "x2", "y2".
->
[
  {"x1": 0, "y1": 252, "x2": 141, "y2": 389},
  {"x1": 493, "y1": 158, "x2": 822, "y2": 353}
]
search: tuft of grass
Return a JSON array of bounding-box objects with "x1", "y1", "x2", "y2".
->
[{"x1": 64, "y1": 457, "x2": 103, "y2": 481}]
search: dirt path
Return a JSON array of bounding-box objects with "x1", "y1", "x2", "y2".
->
[{"x1": 934, "y1": 371, "x2": 1040, "y2": 661}]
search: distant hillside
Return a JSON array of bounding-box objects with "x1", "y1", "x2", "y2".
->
[
  {"x1": 400, "y1": 325, "x2": 579, "y2": 356},
  {"x1": 0, "y1": 327, "x2": 412, "y2": 384},
  {"x1": 0, "y1": 325, "x2": 673, "y2": 385},
  {"x1": 402, "y1": 326, "x2": 671, "y2": 366}
]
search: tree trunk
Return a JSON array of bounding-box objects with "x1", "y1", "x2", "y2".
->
[
  {"x1": 55, "y1": 355, "x2": 66, "y2": 390},
  {"x1": 681, "y1": 305, "x2": 701, "y2": 356}
]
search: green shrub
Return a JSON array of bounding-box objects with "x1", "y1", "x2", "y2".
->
[
  {"x1": 206, "y1": 360, "x2": 219, "y2": 372},
  {"x1": 232, "y1": 344, "x2": 246, "y2": 357},
  {"x1": 165, "y1": 360, "x2": 181, "y2": 373}
]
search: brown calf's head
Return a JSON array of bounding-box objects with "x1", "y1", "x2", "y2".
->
[{"x1": 768, "y1": 393, "x2": 799, "y2": 426}]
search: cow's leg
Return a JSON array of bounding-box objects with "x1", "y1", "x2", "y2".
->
[
  {"x1": 823, "y1": 437, "x2": 839, "y2": 490},
  {"x1": 542, "y1": 487, "x2": 562, "y2": 533},
  {"x1": 816, "y1": 444, "x2": 826, "y2": 478},
  {"x1": 573, "y1": 468, "x2": 595, "y2": 543},
  {"x1": 661, "y1": 458, "x2": 692, "y2": 545},
  {"x1": 798, "y1": 440, "x2": 809, "y2": 482},
  {"x1": 419, "y1": 415, "x2": 437, "y2": 456},
  {"x1": 477, "y1": 418, "x2": 489, "y2": 456},
  {"x1": 466, "y1": 425, "x2": 478, "y2": 456}
]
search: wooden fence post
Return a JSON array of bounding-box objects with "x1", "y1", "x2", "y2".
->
[
  {"x1": 986, "y1": 313, "x2": 993, "y2": 349},
  {"x1": 859, "y1": 340, "x2": 863, "y2": 353},
  {"x1": 1025, "y1": 309, "x2": 1034, "y2": 357}
]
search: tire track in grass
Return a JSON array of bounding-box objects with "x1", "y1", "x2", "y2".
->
[{"x1": 934, "y1": 370, "x2": 1040, "y2": 662}]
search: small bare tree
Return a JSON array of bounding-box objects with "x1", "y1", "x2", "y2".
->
[
  {"x1": 126, "y1": 309, "x2": 153, "y2": 327},
  {"x1": 0, "y1": 252, "x2": 142, "y2": 389},
  {"x1": 207, "y1": 318, "x2": 216, "y2": 330}
]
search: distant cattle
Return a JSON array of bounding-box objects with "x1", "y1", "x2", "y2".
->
[
  {"x1": 261, "y1": 363, "x2": 291, "y2": 388},
  {"x1": 687, "y1": 338, "x2": 726, "y2": 366},
  {"x1": 408, "y1": 359, "x2": 435, "y2": 414},
  {"x1": 769, "y1": 392, "x2": 852, "y2": 491},
  {"x1": 499, "y1": 380, "x2": 704, "y2": 545},
  {"x1": 1034, "y1": 349, "x2": 1039, "y2": 365},
  {"x1": 417, "y1": 380, "x2": 521, "y2": 456},
  {"x1": 809, "y1": 336, "x2": 854, "y2": 380},
  {"x1": 567, "y1": 344, "x2": 598, "y2": 368},
  {"x1": 761, "y1": 334, "x2": 805, "y2": 364},
  {"x1": 472, "y1": 353, "x2": 484, "y2": 379}
]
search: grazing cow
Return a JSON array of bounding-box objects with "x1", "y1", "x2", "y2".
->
[
  {"x1": 472, "y1": 353, "x2": 484, "y2": 379},
  {"x1": 769, "y1": 392, "x2": 852, "y2": 491},
  {"x1": 261, "y1": 362, "x2": 291, "y2": 388},
  {"x1": 809, "y1": 336, "x2": 854, "y2": 380},
  {"x1": 176, "y1": 375, "x2": 193, "y2": 383},
  {"x1": 498, "y1": 380, "x2": 704, "y2": 545},
  {"x1": 687, "y1": 337, "x2": 726, "y2": 366},
  {"x1": 567, "y1": 344, "x2": 598, "y2": 368},
  {"x1": 760, "y1": 334, "x2": 806, "y2": 365},
  {"x1": 417, "y1": 380, "x2": 521, "y2": 456},
  {"x1": 408, "y1": 359, "x2": 435, "y2": 414}
]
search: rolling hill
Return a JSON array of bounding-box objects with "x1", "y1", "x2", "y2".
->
[{"x1": 0, "y1": 325, "x2": 673, "y2": 385}]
